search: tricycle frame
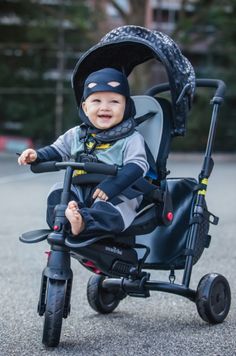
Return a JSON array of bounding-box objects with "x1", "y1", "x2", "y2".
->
[{"x1": 20, "y1": 79, "x2": 231, "y2": 347}]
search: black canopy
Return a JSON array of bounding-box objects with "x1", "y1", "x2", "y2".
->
[{"x1": 72, "y1": 25, "x2": 195, "y2": 136}]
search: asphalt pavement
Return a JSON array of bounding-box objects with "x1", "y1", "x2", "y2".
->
[{"x1": 0, "y1": 152, "x2": 235, "y2": 356}]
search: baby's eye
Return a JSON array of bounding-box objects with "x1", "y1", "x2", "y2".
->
[
  {"x1": 111, "y1": 100, "x2": 119, "y2": 103},
  {"x1": 92, "y1": 99, "x2": 100, "y2": 103}
]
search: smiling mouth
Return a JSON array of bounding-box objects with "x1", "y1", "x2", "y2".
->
[{"x1": 98, "y1": 114, "x2": 112, "y2": 119}]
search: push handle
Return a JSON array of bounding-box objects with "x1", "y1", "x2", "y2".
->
[
  {"x1": 196, "y1": 79, "x2": 226, "y2": 103},
  {"x1": 30, "y1": 161, "x2": 117, "y2": 175},
  {"x1": 145, "y1": 78, "x2": 226, "y2": 104}
]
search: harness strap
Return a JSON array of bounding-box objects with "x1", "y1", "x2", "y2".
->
[
  {"x1": 79, "y1": 111, "x2": 157, "y2": 145},
  {"x1": 135, "y1": 111, "x2": 157, "y2": 125},
  {"x1": 77, "y1": 112, "x2": 157, "y2": 169}
]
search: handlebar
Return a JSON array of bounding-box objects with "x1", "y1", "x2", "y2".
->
[
  {"x1": 195, "y1": 79, "x2": 226, "y2": 104},
  {"x1": 30, "y1": 161, "x2": 118, "y2": 176},
  {"x1": 145, "y1": 78, "x2": 226, "y2": 104}
]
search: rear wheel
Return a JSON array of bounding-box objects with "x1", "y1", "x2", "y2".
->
[
  {"x1": 196, "y1": 273, "x2": 231, "y2": 324},
  {"x1": 42, "y1": 279, "x2": 67, "y2": 347},
  {"x1": 87, "y1": 275, "x2": 122, "y2": 314}
]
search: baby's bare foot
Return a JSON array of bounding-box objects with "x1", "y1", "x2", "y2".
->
[{"x1": 65, "y1": 201, "x2": 85, "y2": 236}]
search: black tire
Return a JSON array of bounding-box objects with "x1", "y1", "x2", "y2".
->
[
  {"x1": 196, "y1": 273, "x2": 231, "y2": 324},
  {"x1": 87, "y1": 275, "x2": 121, "y2": 314},
  {"x1": 42, "y1": 279, "x2": 67, "y2": 347}
]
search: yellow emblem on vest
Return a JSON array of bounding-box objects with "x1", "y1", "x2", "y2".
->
[
  {"x1": 86, "y1": 141, "x2": 111, "y2": 150},
  {"x1": 73, "y1": 169, "x2": 86, "y2": 176}
]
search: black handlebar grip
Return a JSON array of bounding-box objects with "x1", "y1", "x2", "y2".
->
[
  {"x1": 83, "y1": 162, "x2": 117, "y2": 175},
  {"x1": 214, "y1": 80, "x2": 226, "y2": 100},
  {"x1": 146, "y1": 79, "x2": 227, "y2": 103},
  {"x1": 196, "y1": 79, "x2": 226, "y2": 102},
  {"x1": 30, "y1": 161, "x2": 60, "y2": 173},
  {"x1": 30, "y1": 161, "x2": 117, "y2": 175}
]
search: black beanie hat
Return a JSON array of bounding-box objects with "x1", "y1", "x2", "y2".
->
[
  {"x1": 83, "y1": 67, "x2": 130, "y2": 100},
  {"x1": 79, "y1": 68, "x2": 136, "y2": 129}
]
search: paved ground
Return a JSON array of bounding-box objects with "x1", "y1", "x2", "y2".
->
[{"x1": 0, "y1": 152, "x2": 235, "y2": 355}]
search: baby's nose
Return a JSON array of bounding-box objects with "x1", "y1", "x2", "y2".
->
[{"x1": 100, "y1": 102, "x2": 110, "y2": 110}]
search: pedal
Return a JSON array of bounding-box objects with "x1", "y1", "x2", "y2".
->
[{"x1": 19, "y1": 229, "x2": 51, "y2": 243}]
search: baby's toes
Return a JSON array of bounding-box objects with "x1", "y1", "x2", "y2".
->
[{"x1": 68, "y1": 200, "x2": 78, "y2": 209}]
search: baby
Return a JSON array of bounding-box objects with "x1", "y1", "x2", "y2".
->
[{"x1": 18, "y1": 68, "x2": 150, "y2": 237}]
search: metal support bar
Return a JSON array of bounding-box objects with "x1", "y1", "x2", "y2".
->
[
  {"x1": 183, "y1": 92, "x2": 223, "y2": 287},
  {"x1": 146, "y1": 281, "x2": 196, "y2": 302},
  {"x1": 202, "y1": 103, "x2": 220, "y2": 177},
  {"x1": 60, "y1": 166, "x2": 73, "y2": 205},
  {"x1": 103, "y1": 278, "x2": 196, "y2": 302}
]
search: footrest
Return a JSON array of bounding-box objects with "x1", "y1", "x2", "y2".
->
[
  {"x1": 65, "y1": 234, "x2": 113, "y2": 249},
  {"x1": 19, "y1": 229, "x2": 51, "y2": 243}
]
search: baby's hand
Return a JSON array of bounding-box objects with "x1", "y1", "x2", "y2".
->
[
  {"x1": 92, "y1": 188, "x2": 108, "y2": 201},
  {"x1": 18, "y1": 149, "x2": 37, "y2": 165}
]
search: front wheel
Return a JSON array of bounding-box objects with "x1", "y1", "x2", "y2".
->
[
  {"x1": 87, "y1": 275, "x2": 123, "y2": 314},
  {"x1": 196, "y1": 273, "x2": 231, "y2": 324},
  {"x1": 42, "y1": 279, "x2": 67, "y2": 347}
]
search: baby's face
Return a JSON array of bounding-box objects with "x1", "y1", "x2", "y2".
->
[{"x1": 82, "y1": 92, "x2": 126, "y2": 130}]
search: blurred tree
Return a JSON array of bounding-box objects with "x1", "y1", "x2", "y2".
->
[
  {"x1": 91, "y1": 0, "x2": 147, "y2": 39},
  {"x1": 1, "y1": 0, "x2": 235, "y2": 151},
  {"x1": 108, "y1": 0, "x2": 146, "y2": 26},
  {"x1": 174, "y1": 0, "x2": 236, "y2": 151},
  {"x1": 0, "y1": 0, "x2": 92, "y2": 144}
]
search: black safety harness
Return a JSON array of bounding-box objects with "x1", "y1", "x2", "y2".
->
[{"x1": 75, "y1": 112, "x2": 157, "y2": 165}]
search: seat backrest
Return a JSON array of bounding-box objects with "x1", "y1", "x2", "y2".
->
[
  {"x1": 132, "y1": 95, "x2": 173, "y2": 180},
  {"x1": 132, "y1": 95, "x2": 163, "y2": 162}
]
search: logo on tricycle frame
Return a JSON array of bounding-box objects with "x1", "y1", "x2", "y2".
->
[{"x1": 105, "y1": 246, "x2": 123, "y2": 255}]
